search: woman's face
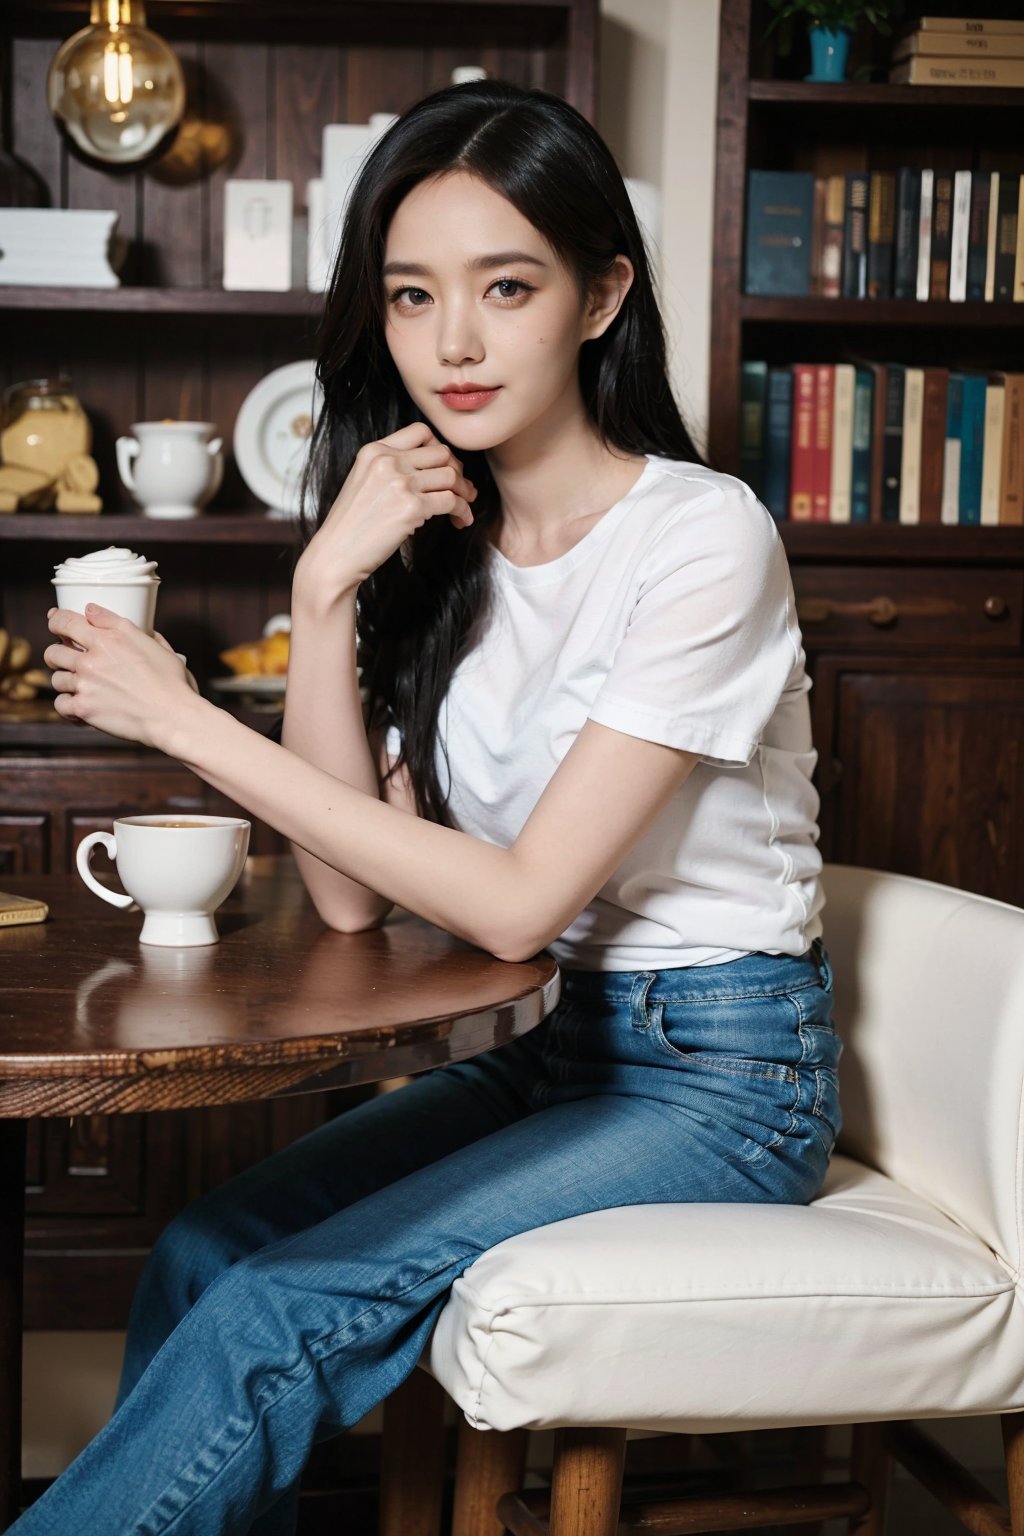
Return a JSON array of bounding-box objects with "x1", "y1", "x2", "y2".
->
[{"x1": 382, "y1": 171, "x2": 631, "y2": 456}]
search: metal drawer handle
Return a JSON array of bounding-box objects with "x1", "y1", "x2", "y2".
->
[
  {"x1": 798, "y1": 594, "x2": 1012, "y2": 628},
  {"x1": 797, "y1": 596, "x2": 899, "y2": 627}
]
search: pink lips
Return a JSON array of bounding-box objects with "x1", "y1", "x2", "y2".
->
[{"x1": 438, "y1": 386, "x2": 502, "y2": 412}]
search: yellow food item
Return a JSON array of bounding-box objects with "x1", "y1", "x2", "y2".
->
[{"x1": 219, "y1": 631, "x2": 290, "y2": 677}]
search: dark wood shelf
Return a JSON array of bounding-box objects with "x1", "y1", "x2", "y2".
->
[
  {"x1": 780, "y1": 523, "x2": 1024, "y2": 563},
  {"x1": 0, "y1": 703, "x2": 281, "y2": 749},
  {"x1": 740, "y1": 297, "x2": 1018, "y2": 328},
  {"x1": 0, "y1": 514, "x2": 302, "y2": 544},
  {"x1": 748, "y1": 80, "x2": 1024, "y2": 110},
  {"x1": 0, "y1": 286, "x2": 323, "y2": 316}
]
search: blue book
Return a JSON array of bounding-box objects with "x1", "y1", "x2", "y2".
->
[
  {"x1": 739, "y1": 361, "x2": 768, "y2": 501},
  {"x1": 958, "y1": 374, "x2": 987, "y2": 525},
  {"x1": 881, "y1": 364, "x2": 905, "y2": 522},
  {"x1": 762, "y1": 367, "x2": 793, "y2": 521},
  {"x1": 744, "y1": 171, "x2": 814, "y2": 297},
  {"x1": 851, "y1": 368, "x2": 874, "y2": 523}
]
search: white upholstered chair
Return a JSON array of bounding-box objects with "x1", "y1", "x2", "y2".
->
[{"x1": 380, "y1": 862, "x2": 1024, "y2": 1536}]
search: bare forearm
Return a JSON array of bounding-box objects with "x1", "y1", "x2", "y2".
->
[
  {"x1": 169, "y1": 698, "x2": 522, "y2": 956},
  {"x1": 280, "y1": 585, "x2": 389, "y2": 928}
]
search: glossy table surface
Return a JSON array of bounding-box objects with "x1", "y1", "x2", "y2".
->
[
  {"x1": 0, "y1": 856, "x2": 560, "y2": 1529},
  {"x1": 0, "y1": 856, "x2": 561, "y2": 1116}
]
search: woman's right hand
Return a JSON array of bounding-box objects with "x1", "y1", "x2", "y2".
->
[{"x1": 295, "y1": 421, "x2": 477, "y2": 605}]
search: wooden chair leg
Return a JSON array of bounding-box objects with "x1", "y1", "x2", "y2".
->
[
  {"x1": 379, "y1": 1369, "x2": 447, "y2": 1536},
  {"x1": 548, "y1": 1427, "x2": 627, "y2": 1536},
  {"x1": 452, "y1": 1421, "x2": 528, "y2": 1536},
  {"x1": 1002, "y1": 1413, "x2": 1024, "y2": 1536},
  {"x1": 847, "y1": 1422, "x2": 892, "y2": 1536}
]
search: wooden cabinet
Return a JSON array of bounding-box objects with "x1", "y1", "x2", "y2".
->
[
  {"x1": 710, "y1": 0, "x2": 1024, "y2": 910},
  {"x1": 0, "y1": 0, "x2": 599, "y2": 1329}
]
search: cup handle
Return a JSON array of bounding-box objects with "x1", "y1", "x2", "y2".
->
[
  {"x1": 76, "y1": 831, "x2": 134, "y2": 909},
  {"x1": 115, "y1": 435, "x2": 140, "y2": 493}
]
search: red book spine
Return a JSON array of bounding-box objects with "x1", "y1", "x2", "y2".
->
[
  {"x1": 813, "y1": 364, "x2": 835, "y2": 522},
  {"x1": 789, "y1": 365, "x2": 816, "y2": 521}
]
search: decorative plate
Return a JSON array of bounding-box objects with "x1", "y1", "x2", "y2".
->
[
  {"x1": 209, "y1": 675, "x2": 287, "y2": 698},
  {"x1": 233, "y1": 360, "x2": 323, "y2": 517}
]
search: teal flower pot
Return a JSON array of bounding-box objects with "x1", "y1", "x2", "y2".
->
[{"x1": 806, "y1": 25, "x2": 852, "y2": 81}]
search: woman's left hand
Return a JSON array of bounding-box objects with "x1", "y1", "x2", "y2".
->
[{"x1": 45, "y1": 604, "x2": 198, "y2": 751}]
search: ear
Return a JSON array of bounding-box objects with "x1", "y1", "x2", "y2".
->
[{"x1": 581, "y1": 254, "x2": 635, "y2": 344}]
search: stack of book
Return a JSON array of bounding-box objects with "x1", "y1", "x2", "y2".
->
[
  {"x1": 739, "y1": 360, "x2": 1023, "y2": 526},
  {"x1": 890, "y1": 15, "x2": 1024, "y2": 88},
  {"x1": 745, "y1": 168, "x2": 1024, "y2": 301},
  {"x1": 0, "y1": 209, "x2": 123, "y2": 287}
]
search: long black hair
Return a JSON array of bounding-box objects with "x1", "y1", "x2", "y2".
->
[{"x1": 300, "y1": 77, "x2": 707, "y2": 826}]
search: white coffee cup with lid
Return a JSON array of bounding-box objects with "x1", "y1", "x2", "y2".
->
[{"x1": 52, "y1": 546, "x2": 160, "y2": 633}]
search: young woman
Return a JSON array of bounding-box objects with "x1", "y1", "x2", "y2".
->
[{"x1": 29, "y1": 77, "x2": 841, "y2": 1536}]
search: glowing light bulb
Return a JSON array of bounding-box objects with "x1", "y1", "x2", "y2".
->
[{"x1": 47, "y1": 0, "x2": 185, "y2": 166}]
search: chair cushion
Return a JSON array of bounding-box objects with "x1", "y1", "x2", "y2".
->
[{"x1": 426, "y1": 1155, "x2": 1024, "y2": 1434}]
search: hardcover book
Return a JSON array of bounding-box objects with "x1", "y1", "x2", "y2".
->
[
  {"x1": 882, "y1": 363, "x2": 905, "y2": 522},
  {"x1": 942, "y1": 373, "x2": 965, "y2": 525},
  {"x1": 890, "y1": 56, "x2": 1024, "y2": 86},
  {"x1": 958, "y1": 373, "x2": 988, "y2": 525},
  {"x1": 899, "y1": 367, "x2": 925, "y2": 524},
  {"x1": 980, "y1": 376, "x2": 1006, "y2": 526},
  {"x1": 812, "y1": 365, "x2": 835, "y2": 523},
  {"x1": 985, "y1": 171, "x2": 1000, "y2": 302},
  {"x1": 916, "y1": 169, "x2": 934, "y2": 302},
  {"x1": 999, "y1": 374, "x2": 1023, "y2": 525},
  {"x1": 949, "y1": 170, "x2": 972, "y2": 302},
  {"x1": 919, "y1": 367, "x2": 950, "y2": 525},
  {"x1": 739, "y1": 361, "x2": 768, "y2": 500},
  {"x1": 867, "y1": 173, "x2": 896, "y2": 299},
  {"x1": 966, "y1": 172, "x2": 991, "y2": 301},
  {"x1": 851, "y1": 368, "x2": 874, "y2": 524},
  {"x1": 744, "y1": 171, "x2": 814, "y2": 297},
  {"x1": 893, "y1": 169, "x2": 920, "y2": 300},
  {"x1": 930, "y1": 172, "x2": 954, "y2": 301},
  {"x1": 763, "y1": 367, "x2": 793, "y2": 521},
  {"x1": 911, "y1": 15, "x2": 1024, "y2": 32},
  {"x1": 820, "y1": 175, "x2": 846, "y2": 300},
  {"x1": 894, "y1": 28, "x2": 1024, "y2": 57},
  {"x1": 789, "y1": 364, "x2": 816, "y2": 521},
  {"x1": 993, "y1": 174, "x2": 1020, "y2": 302},
  {"x1": 842, "y1": 174, "x2": 869, "y2": 300},
  {"x1": 830, "y1": 363, "x2": 856, "y2": 522}
]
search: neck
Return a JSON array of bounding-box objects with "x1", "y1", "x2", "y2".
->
[{"x1": 484, "y1": 406, "x2": 644, "y2": 551}]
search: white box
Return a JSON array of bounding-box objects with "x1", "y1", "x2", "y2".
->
[
  {"x1": 223, "y1": 180, "x2": 293, "y2": 291},
  {"x1": 0, "y1": 208, "x2": 121, "y2": 287},
  {"x1": 320, "y1": 115, "x2": 399, "y2": 280}
]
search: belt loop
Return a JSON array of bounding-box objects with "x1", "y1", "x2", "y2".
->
[{"x1": 629, "y1": 971, "x2": 658, "y2": 1031}]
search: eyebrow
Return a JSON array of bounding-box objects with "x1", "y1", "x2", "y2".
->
[{"x1": 381, "y1": 250, "x2": 549, "y2": 278}]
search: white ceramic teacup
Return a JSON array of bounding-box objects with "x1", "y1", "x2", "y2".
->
[{"x1": 76, "y1": 814, "x2": 250, "y2": 947}]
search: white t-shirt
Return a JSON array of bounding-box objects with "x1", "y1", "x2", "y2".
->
[{"x1": 386, "y1": 453, "x2": 824, "y2": 971}]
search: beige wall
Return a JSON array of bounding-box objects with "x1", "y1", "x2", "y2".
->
[{"x1": 599, "y1": 0, "x2": 721, "y2": 455}]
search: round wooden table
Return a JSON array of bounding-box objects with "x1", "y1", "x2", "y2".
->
[{"x1": 0, "y1": 856, "x2": 560, "y2": 1530}]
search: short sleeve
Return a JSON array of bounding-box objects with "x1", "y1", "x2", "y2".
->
[{"x1": 588, "y1": 483, "x2": 798, "y2": 768}]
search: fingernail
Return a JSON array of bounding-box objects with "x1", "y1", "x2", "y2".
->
[{"x1": 47, "y1": 607, "x2": 56, "y2": 617}]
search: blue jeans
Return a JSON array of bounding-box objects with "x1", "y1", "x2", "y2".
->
[{"x1": 13, "y1": 941, "x2": 840, "y2": 1535}]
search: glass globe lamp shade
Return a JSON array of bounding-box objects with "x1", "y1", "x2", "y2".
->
[{"x1": 47, "y1": 0, "x2": 186, "y2": 166}]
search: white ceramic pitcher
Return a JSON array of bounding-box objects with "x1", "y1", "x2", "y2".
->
[{"x1": 116, "y1": 420, "x2": 224, "y2": 519}]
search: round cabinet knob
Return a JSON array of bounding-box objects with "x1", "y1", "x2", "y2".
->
[
  {"x1": 983, "y1": 595, "x2": 1008, "y2": 620},
  {"x1": 868, "y1": 596, "x2": 897, "y2": 626}
]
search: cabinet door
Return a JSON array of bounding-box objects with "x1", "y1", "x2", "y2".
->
[
  {"x1": 810, "y1": 655, "x2": 1024, "y2": 904},
  {"x1": 0, "y1": 754, "x2": 351, "y2": 1328}
]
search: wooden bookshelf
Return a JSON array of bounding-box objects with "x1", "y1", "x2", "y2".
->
[{"x1": 707, "y1": 0, "x2": 1024, "y2": 917}]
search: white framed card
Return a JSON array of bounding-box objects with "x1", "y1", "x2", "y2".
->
[{"x1": 223, "y1": 180, "x2": 293, "y2": 291}]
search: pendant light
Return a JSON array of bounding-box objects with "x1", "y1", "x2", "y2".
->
[{"x1": 47, "y1": 1, "x2": 186, "y2": 168}]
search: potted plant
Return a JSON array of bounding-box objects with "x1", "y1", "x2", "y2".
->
[{"x1": 764, "y1": 0, "x2": 904, "y2": 83}]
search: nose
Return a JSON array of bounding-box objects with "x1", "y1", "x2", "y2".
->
[{"x1": 437, "y1": 298, "x2": 484, "y2": 369}]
